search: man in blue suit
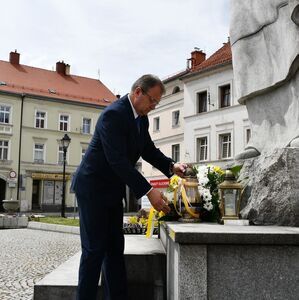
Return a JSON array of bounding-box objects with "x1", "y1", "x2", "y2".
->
[{"x1": 72, "y1": 74, "x2": 186, "y2": 300}]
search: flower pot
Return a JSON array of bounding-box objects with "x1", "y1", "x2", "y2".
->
[{"x1": 2, "y1": 200, "x2": 19, "y2": 214}]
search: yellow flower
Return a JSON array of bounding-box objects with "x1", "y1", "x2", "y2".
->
[
  {"x1": 158, "y1": 211, "x2": 165, "y2": 218},
  {"x1": 214, "y1": 166, "x2": 225, "y2": 175},
  {"x1": 128, "y1": 216, "x2": 138, "y2": 224},
  {"x1": 169, "y1": 175, "x2": 180, "y2": 189},
  {"x1": 139, "y1": 217, "x2": 147, "y2": 226}
]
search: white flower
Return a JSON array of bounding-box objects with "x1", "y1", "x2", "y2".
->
[
  {"x1": 198, "y1": 165, "x2": 209, "y2": 176},
  {"x1": 202, "y1": 190, "x2": 212, "y2": 201},
  {"x1": 208, "y1": 165, "x2": 214, "y2": 173},
  {"x1": 198, "y1": 177, "x2": 209, "y2": 186},
  {"x1": 203, "y1": 202, "x2": 213, "y2": 211}
]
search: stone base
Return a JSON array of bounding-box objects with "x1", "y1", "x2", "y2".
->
[
  {"x1": 0, "y1": 215, "x2": 28, "y2": 229},
  {"x1": 161, "y1": 222, "x2": 299, "y2": 300},
  {"x1": 34, "y1": 236, "x2": 166, "y2": 300},
  {"x1": 223, "y1": 219, "x2": 249, "y2": 226},
  {"x1": 237, "y1": 147, "x2": 299, "y2": 226}
]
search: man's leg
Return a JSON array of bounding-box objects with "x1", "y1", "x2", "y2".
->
[
  {"x1": 102, "y1": 202, "x2": 128, "y2": 300},
  {"x1": 76, "y1": 191, "x2": 109, "y2": 300}
]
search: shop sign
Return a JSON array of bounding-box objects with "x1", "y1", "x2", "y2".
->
[
  {"x1": 32, "y1": 173, "x2": 71, "y2": 181},
  {"x1": 149, "y1": 179, "x2": 169, "y2": 188}
]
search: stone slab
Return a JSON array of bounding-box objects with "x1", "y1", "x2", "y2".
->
[
  {"x1": 28, "y1": 221, "x2": 80, "y2": 235},
  {"x1": 208, "y1": 244, "x2": 299, "y2": 300},
  {"x1": 0, "y1": 215, "x2": 28, "y2": 229},
  {"x1": 34, "y1": 235, "x2": 166, "y2": 300},
  {"x1": 164, "y1": 222, "x2": 299, "y2": 245},
  {"x1": 223, "y1": 219, "x2": 249, "y2": 226}
]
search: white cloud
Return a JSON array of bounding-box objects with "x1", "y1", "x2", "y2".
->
[{"x1": 0, "y1": 0, "x2": 230, "y2": 95}]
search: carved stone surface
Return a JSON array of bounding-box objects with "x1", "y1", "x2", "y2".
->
[
  {"x1": 238, "y1": 148, "x2": 299, "y2": 226},
  {"x1": 230, "y1": 0, "x2": 299, "y2": 155}
]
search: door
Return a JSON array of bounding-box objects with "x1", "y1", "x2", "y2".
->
[{"x1": 32, "y1": 180, "x2": 40, "y2": 210}]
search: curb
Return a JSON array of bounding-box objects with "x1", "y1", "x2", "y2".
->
[{"x1": 28, "y1": 221, "x2": 80, "y2": 235}]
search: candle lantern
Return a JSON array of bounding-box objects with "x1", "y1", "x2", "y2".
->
[
  {"x1": 218, "y1": 170, "x2": 243, "y2": 220},
  {"x1": 177, "y1": 166, "x2": 201, "y2": 222}
]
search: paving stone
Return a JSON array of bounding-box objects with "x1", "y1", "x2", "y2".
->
[{"x1": 0, "y1": 228, "x2": 80, "y2": 300}]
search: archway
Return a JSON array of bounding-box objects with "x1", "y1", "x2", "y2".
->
[{"x1": 0, "y1": 178, "x2": 6, "y2": 212}]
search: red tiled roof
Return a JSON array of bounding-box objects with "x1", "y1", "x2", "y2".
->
[
  {"x1": 0, "y1": 59, "x2": 116, "y2": 106},
  {"x1": 192, "y1": 42, "x2": 232, "y2": 73}
]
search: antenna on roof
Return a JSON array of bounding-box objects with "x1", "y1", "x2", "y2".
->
[
  {"x1": 97, "y1": 68, "x2": 100, "y2": 80},
  {"x1": 194, "y1": 47, "x2": 200, "y2": 51}
]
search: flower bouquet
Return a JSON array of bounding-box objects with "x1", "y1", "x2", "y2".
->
[{"x1": 164, "y1": 165, "x2": 225, "y2": 223}]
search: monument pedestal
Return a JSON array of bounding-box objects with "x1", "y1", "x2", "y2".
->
[{"x1": 160, "y1": 222, "x2": 299, "y2": 300}]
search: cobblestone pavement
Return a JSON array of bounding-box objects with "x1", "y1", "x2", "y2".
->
[{"x1": 0, "y1": 228, "x2": 81, "y2": 300}]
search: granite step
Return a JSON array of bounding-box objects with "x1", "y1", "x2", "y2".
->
[{"x1": 34, "y1": 235, "x2": 166, "y2": 300}]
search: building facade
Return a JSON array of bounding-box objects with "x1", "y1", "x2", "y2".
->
[
  {"x1": 142, "y1": 42, "x2": 250, "y2": 189},
  {"x1": 182, "y1": 42, "x2": 249, "y2": 167},
  {"x1": 0, "y1": 51, "x2": 115, "y2": 212},
  {"x1": 141, "y1": 71, "x2": 186, "y2": 189}
]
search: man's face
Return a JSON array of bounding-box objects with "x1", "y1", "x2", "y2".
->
[{"x1": 133, "y1": 85, "x2": 162, "y2": 116}]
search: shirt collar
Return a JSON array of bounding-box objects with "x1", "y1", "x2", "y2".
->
[{"x1": 128, "y1": 93, "x2": 139, "y2": 119}]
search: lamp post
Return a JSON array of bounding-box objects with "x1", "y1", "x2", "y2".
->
[{"x1": 60, "y1": 133, "x2": 71, "y2": 218}]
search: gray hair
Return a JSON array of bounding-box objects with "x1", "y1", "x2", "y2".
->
[{"x1": 131, "y1": 74, "x2": 166, "y2": 95}]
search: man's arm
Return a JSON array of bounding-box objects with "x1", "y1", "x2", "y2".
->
[{"x1": 98, "y1": 109, "x2": 152, "y2": 199}]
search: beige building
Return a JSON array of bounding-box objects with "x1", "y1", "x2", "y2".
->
[{"x1": 0, "y1": 51, "x2": 115, "y2": 212}]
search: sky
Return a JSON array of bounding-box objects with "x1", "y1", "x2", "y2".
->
[{"x1": 0, "y1": 0, "x2": 230, "y2": 96}]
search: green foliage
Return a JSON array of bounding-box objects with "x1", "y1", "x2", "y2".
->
[
  {"x1": 229, "y1": 165, "x2": 243, "y2": 179},
  {"x1": 31, "y1": 217, "x2": 79, "y2": 226}
]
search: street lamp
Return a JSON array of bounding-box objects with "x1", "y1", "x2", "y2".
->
[{"x1": 60, "y1": 133, "x2": 71, "y2": 218}]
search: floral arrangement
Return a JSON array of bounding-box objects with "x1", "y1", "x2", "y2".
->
[
  {"x1": 166, "y1": 165, "x2": 225, "y2": 222},
  {"x1": 123, "y1": 211, "x2": 162, "y2": 235}
]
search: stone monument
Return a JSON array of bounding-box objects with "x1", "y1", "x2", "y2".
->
[{"x1": 230, "y1": 0, "x2": 299, "y2": 225}]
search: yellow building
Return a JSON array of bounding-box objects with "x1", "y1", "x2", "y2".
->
[{"x1": 0, "y1": 51, "x2": 115, "y2": 212}]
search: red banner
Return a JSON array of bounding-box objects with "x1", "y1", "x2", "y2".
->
[{"x1": 150, "y1": 179, "x2": 169, "y2": 188}]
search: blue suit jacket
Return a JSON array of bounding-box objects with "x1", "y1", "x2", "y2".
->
[{"x1": 71, "y1": 94, "x2": 173, "y2": 205}]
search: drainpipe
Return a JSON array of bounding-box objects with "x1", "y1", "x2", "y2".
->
[{"x1": 17, "y1": 93, "x2": 25, "y2": 201}]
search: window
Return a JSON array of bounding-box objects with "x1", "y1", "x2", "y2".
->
[
  {"x1": 35, "y1": 111, "x2": 46, "y2": 128},
  {"x1": 172, "y1": 86, "x2": 180, "y2": 94},
  {"x1": 59, "y1": 115, "x2": 69, "y2": 131},
  {"x1": 172, "y1": 144, "x2": 180, "y2": 162},
  {"x1": 0, "y1": 105, "x2": 10, "y2": 124},
  {"x1": 0, "y1": 140, "x2": 9, "y2": 160},
  {"x1": 197, "y1": 137, "x2": 208, "y2": 161},
  {"x1": 172, "y1": 110, "x2": 180, "y2": 127},
  {"x1": 34, "y1": 143, "x2": 44, "y2": 162},
  {"x1": 246, "y1": 128, "x2": 251, "y2": 144},
  {"x1": 153, "y1": 117, "x2": 160, "y2": 132},
  {"x1": 81, "y1": 148, "x2": 86, "y2": 160},
  {"x1": 220, "y1": 85, "x2": 231, "y2": 108},
  {"x1": 197, "y1": 91, "x2": 207, "y2": 113},
  {"x1": 82, "y1": 118, "x2": 91, "y2": 134},
  {"x1": 58, "y1": 146, "x2": 64, "y2": 164},
  {"x1": 219, "y1": 133, "x2": 231, "y2": 159}
]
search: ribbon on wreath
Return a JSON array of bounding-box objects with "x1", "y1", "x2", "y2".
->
[{"x1": 146, "y1": 179, "x2": 200, "y2": 238}]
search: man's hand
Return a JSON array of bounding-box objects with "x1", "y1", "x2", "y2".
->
[
  {"x1": 173, "y1": 162, "x2": 187, "y2": 177},
  {"x1": 147, "y1": 188, "x2": 170, "y2": 214}
]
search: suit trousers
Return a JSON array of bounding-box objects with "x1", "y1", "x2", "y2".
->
[{"x1": 76, "y1": 189, "x2": 128, "y2": 300}]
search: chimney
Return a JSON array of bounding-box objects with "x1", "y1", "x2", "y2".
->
[
  {"x1": 56, "y1": 61, "x2": 70, "y2": 75},
  {"x1": 65, "y1": 64, "x2": 71, "y2": 75},
  {"x1": 9, "y1": 50, "x2": 20, "y2": 65},
  {"x1": 189, "y1": 49, "x2": 206, "y2": 70}
]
